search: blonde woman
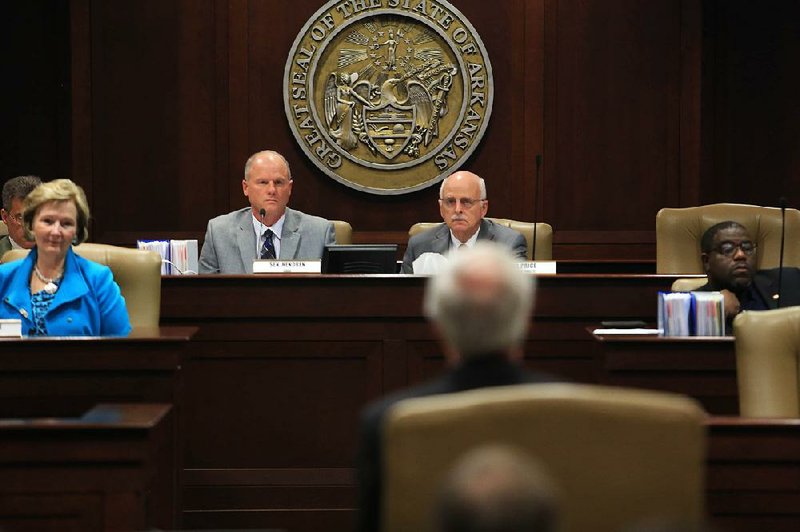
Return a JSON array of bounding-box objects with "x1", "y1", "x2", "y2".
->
[{"x1": 0, "y1": 179, "x2": 130, "y2": 336}]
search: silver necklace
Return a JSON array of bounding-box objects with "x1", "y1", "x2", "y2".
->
[{"x1": 34, "y1": 265, "x2": 62, "y2": 295}]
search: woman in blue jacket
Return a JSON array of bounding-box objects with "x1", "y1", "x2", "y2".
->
[{"x1": 0, "y1": 179, "x2": 130, "y2": 336}]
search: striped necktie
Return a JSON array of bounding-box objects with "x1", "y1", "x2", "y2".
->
[{"x1": 260, "y1": 229, "x2": 276, "y2": 259}]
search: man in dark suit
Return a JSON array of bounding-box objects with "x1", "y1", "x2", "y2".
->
[
  {"x1": 0, "y1": 175, "x2": 41, "y2": 256},
  {"x1": 357, "y1": 242, "x2": 559, "y2": 532},
  {"x1": 698, "y1": 220, "x2": 800, "y2": 320},
  {"x1": 401, "y1": 171, "x2": 527, "y2": 273},
  {"x1": 199, "y1": 150, "x2": 335, "y2": 273}
]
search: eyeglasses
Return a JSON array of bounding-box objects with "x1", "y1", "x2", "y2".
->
[
  {"x1": 714, "y1": 241, "x2": 757, "y2": 257},
  {"x1": 7, "y1": 213, "x2": 23, "y2": 225},
  {"x1": 441, "y1": 197, "x2": 486, "y2": 209}
]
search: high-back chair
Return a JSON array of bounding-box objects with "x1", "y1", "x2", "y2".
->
[
  {"x1": 331, "y1": 220, "x2": 353, "y2": 245},
  {"x1": 383, "y1": 383, "x2": 706, "y2": 532},
  {"x1": 2, "y1": 243, "x2": 162, "y2": 328},
  {"x1": 656, "y1": 203, "x2": 800, "y2": 274},
  {"x1": 408, "y1": 218, "x2": 553, "y2": 260},
  {"x1": 733, "y1": 307, "x2": 800, "y2": 417},
  {"x1": 671, "y1": 277, "x2": 708, "y2": 292}
]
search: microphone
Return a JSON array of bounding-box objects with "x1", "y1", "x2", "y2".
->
[
  {"x1": 532, "y1": 154, "x2": 542, "y2": 261},
  {"x1": 776, "y1": 197, "x2": 787, "y2": 308},
  {"x1": 161, "y1": 259, "x2": 197, "y2": 275},
  {"x1": 258, "y1": 208, "x2": 267, "y2": 259}
]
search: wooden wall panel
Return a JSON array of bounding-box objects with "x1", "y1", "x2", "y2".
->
[
  {"x1": 79, "y1": 0, "x2": 222, "y2": 243},
  {"x1": 19, "y1": 0, "x2": 800, "y2": 261},
  {"x1": 545, "y1": 0, "x2": 691, "y2": 259},
  {"x1": 701, "y1": 0, "x2": 800, "y2": 209}
]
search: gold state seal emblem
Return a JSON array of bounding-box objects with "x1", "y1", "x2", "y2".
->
[{"x1": 284, "y1": 0, "x2": 493, "y2": 195}]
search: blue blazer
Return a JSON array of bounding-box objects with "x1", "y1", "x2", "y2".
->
[{"x1": 0, "y1": 247, "x2": 131, "y2": 336}]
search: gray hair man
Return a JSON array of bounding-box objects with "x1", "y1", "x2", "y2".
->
[
  {"x1": 401, "y1": 171, "x2": 527, "y2": 273},
  {"x1": 357, "y1": 242, "x2": 560, "y2": 532}
]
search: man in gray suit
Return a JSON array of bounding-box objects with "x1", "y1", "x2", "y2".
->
[
  {"x1": 401, "y1": 171, "x2": 527, "y2": 273},
  {"x1": 1, "y1": 175, "x2": 42, "y2": 256},
  {"x1": 199, "y1": 150, "x2": 335, "y2": 273}
]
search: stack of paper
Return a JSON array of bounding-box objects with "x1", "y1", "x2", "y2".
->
[
  {"x1": 693, "y1": 291, "x2": 725, "y2": 336},
  {"x1": 136, "y1": 239, "x2": 199, "y2": 275},
  {"x1": 137, "y1": 240, "x2": 170, "y2": 274},
  {"x1": 0, "y1": 319, "x2": 22, "y2": 338},
  {"x1": 658, "y1": 292, "x2": 692, "y2": 336},
  {"x1": 657, "y1": 291, "x2": 726, "y2": 337},
  {"x1": 169, "y1": 240, "x2": 198, "y2": 275}
]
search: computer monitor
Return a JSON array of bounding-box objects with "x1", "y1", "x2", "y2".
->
[{"x1": 322, "y1": 244, "x2": 398, "y2": 274}]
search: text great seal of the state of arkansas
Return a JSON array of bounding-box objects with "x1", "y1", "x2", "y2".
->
[{"x1": 284, "y1": 0, "x2": 494, "y2": 195}]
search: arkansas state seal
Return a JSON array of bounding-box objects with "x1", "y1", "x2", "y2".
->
[{"x1": 284, "y1": 0, "x2": 494, "y2": 194}]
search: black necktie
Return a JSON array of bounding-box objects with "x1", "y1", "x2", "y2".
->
[{"x1": 260, "y1": 229, "x2": 276, "y2": 259}]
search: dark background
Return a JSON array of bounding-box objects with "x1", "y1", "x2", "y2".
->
[{"x1": 2, "y1": 0, "x2": 799, "y2": 260}]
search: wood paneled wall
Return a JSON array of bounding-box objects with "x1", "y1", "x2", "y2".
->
[{"x1": 3, "y1": 0, "x2": 799, "y2": 261}]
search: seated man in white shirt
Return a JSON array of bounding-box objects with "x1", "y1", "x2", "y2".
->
[{"x1": 401, "y1": 171, "x2": 527, "y2": 274}]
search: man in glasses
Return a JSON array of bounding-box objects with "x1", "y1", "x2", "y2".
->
[
  {"x1": 401, "y1": 171, "x2": 527, "y2": 274},
  {"x1": 698, "y1": 220, "x2": 800, "y2": 319},
  {"x1": 0, "y1": 175, "x2": 42, "y2": 256}
]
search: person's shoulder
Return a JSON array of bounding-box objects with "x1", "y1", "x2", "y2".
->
[
  {"x1": 72, "y1": 250, "x2": 113, "y2": 279},
  {"x1": 208, "y1": 207, "x2": 250, "y2": 226},
  {"x1": 0, "y1": 255, "x2": 21, "y2": 275},
  {"x1": 486, "y1": 219, "x2": 524, "y2": 238},
  {"x1": 522, "y1": 368, "x2": 564, "y2": 384},
  {"x1": 754, "y1": 267, "x2": 800, "y2": 280},
  {"x1": 360, "y1": 377, "x2": 450, "y2": 425},
  {"x1": 408, "y1": 223, "x2": 446, "y2": 245},
  {"x1": 287, "y1": 207, "x2": 330, "y2": 224}
]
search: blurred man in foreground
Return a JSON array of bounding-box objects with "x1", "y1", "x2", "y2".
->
[{"x1": 357, "y1": 242, "x2": 559, "y2": 531}]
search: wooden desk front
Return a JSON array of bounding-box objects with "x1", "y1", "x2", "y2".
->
[
  {"x1": 592, "y1": 332, "x2": 738, "y2": 414},
  {"x1": 0, "y1": 327, "x2": 195, "y2": 528},
  {"x1": 0, "y1": 403, "x2": 174, "y2": 531},
  {"x1": 707, "y1": 418, "x2": 800, "y2": 532},
  {"x1": 160, "y1": 274, "x2": 677, "y2": 529},
  {"x1": 0, "y1": 327, "x2": 195, "y2": 418}
]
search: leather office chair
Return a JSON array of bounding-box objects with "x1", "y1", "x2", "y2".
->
[
  {"x1": 2, "y1": 243, "x2": 162, "y2": 328},
  {"x1": 408, "y1": 218, "x2": 553, "y2": 260},
  {"x1": 656, "y1": 203, "x2": 800, "y2": 274},
  {"x1": 671, "y1": 277, "x2": 708, "y2": 292},
  {"x1": 733, "y1": 307, "x2": 800, "y2": 417},
  {"x1": 383, "y1": 383, "x2": 706, "y2": 532},
  {"x1": 331, "y1": 220, "x2": 353, "y2": 245}
]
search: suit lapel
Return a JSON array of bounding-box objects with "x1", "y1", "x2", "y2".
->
[
  {"x1": 279, "y1": 209, "x2": 300, "y2": 259},
  {"x1": 237, "y1": 210, "x2": 257, "y2": 272},
  {"x1": 476, "y1": 219, "x2": 493, "y2": 241},
  {"x1": 431, "y1": 224, "x2": 451, "y2": 255},
  {"x1": 752, "y1": 272, "x2": 780, "y2": 310}
]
